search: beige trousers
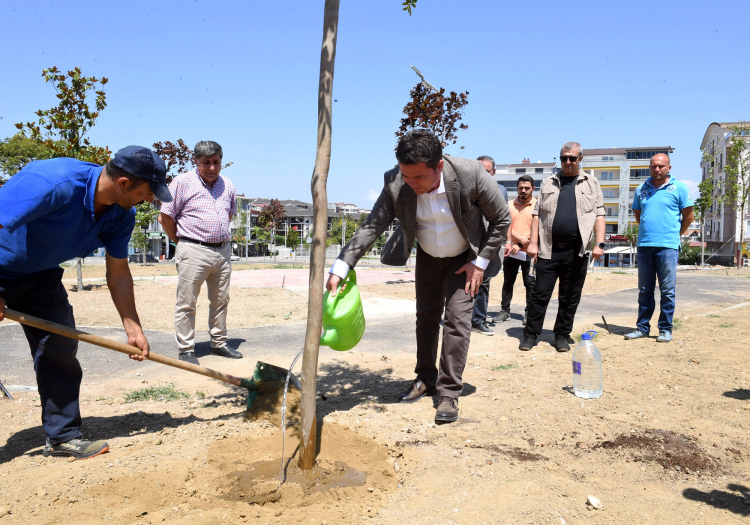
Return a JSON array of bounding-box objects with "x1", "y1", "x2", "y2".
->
[{"x1": 174, "y1": 241, "x2": 232, "y2": 352}]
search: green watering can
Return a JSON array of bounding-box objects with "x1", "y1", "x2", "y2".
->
[{"x1": 320, "y1": 270, "x2": 366, "y2": 351}]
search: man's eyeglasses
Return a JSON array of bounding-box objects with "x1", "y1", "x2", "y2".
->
[{"x1": 560, "y1": 156, "x2": 581, "y2": 163}]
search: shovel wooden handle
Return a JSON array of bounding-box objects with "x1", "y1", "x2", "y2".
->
[{"x1": 2, "y1": 308, "x2": 248, "y2": 388}]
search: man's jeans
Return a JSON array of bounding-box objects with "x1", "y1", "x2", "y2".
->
[
  {"x1": 471, "y1": 256, "x2": 502, "y2": 326},
  {"x1": 0, "y1": 268, "x2": 82, "y2": 442},
  {"x1": 636, "y1": 246, "x2": 678, "y2": 335}
]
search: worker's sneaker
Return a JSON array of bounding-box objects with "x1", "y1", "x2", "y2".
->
[
  {"x1": 211, "y1": 345, "x2": 243, "y2": 359},
  {"x1": 471, "y1": 322, "x2": 493, "y2": 336},
  {"x1": 519, "y1": 333, "x2": 536, "y2": 351},
  {"x1": 43, "y1": 437, "x2": 109, "y2": 460},
  {"x1": 554, "y1": 334, "x2": 571, "y2": 352},
  {"x1": 494, "y1": 311, "x2": 511, "y2": 323},
  {"x1": 656, "y1": 331, "x2": 673, "y2": 343},
  {"x1": 624, "y1": 330, "x2": 647, "y2": 340},
  {"x1": 435, "y1": 396, "x2": 459, "y2": 423},
  {"x1": 178, "y1": 351, "x2": 199, "y2": 365}
]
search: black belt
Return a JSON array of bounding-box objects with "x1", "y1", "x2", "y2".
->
[
  {"x1": 179, "y1": 237, "x2": 227, "y2": 248},
  {"x1": 552, "y1": 241, "x2": 581, "y2": 250}
]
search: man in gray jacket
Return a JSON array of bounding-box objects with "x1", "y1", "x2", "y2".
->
[{"x1": 326, "y1": 130, "x2": 510, "y2": 423}]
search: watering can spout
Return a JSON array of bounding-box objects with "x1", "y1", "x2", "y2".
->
[{"x1": 319, "y1": 270, "x2": 365, "y2": 352}]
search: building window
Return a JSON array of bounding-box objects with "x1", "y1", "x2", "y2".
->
[
  {"x1": 601, "y1": 156, "x2": 614, "y2": 161},
  {"x1": 605, "y1": 224, "x2": 617, "y2": 234},
  {"x1": 535, "y1": 168, "x2": 544, "y2": 174},
  {"x1": 626, "y1": 150, "x2": 669, "y2": 160},
  {"x1": 601, "y1": 171, "x2": 615, "y2": 180},
  {"x1": 602, "y1": 189, "x2": 616, "y2": 198},
  {"x1": 515, "y1": 168, "x2": 526, "y2": 174},
  {"x1": 631, "y1": 168, "x2": 650, "y2": 179},
  {"x1": 535, "y1": 180, "x2": 542, "y2": 189}
]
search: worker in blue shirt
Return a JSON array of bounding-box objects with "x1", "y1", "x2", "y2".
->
[
  {"x1": 625, "y1": 153, "x2": 694, "y2": 343},
  {"x1": 0, "y1": 146, "x2": 172, "y2": 459}
]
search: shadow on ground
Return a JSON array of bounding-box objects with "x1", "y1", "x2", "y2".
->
[
  {"x1": 0, "y1": 391, "x2": 245, "y2": 465},
  {"x1": 313, "y1": 360, "x2": 476, "y2": 419},
  {"x1": 194, "y1": 338, "x2": 247, "y2": 358},
  {"x1": 723, "y1": 389, "x2": 750, "y2": 401},
  {"x1": 682, "y1": 484, "x2": 750, "y2": 516}
]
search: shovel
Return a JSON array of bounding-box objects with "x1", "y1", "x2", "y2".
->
[{"x1": 2, "y1": 308, "x2": 300, "y2": 409}]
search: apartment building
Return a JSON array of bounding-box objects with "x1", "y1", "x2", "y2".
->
[
  {"x1": 494, "y1": 159, "x2": 554, "y2": 197},
  {"x1": 700, "y1": 122, "x2": 750, "y2": 264}
]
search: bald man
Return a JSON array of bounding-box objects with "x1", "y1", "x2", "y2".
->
[{"x1": 624, "y1": 153, "x2": 693, "y2": 343}]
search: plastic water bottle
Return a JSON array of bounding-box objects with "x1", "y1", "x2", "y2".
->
[{"x1": 572, "y1": 330, "x2": 603, "y2": 399}]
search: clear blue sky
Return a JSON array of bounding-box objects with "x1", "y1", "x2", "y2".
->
[{"x1": 2, "y1": 0, "x2": 748, "y2": 205}]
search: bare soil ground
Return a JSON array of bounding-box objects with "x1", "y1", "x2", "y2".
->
[
  {"x1": 64, "y1": 281, "x2": 309, "y2": 332},
  {"x1": 1, "y1": 270, "x2": 749, "y2": 524},
  {"x1": 67, "y1": 263, "x2": 308, "y2": 281}
]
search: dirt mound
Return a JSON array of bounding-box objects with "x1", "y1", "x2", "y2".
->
[
  {"x1": 244, "y1": 382, "x2": 300, "y2": 428},
  {"x1": 594, "y1": 429, "x2": 723, "y2": 474}
]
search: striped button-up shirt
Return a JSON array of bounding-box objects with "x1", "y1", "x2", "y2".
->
[{"x1": 160, "y1": 170, "x2": 237, "y2": 243}]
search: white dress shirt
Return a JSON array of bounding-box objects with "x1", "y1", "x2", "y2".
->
[{"x1": 329, "y1": 171, "x2": 488, "y2": 279}]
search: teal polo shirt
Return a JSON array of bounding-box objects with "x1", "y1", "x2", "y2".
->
[
  {"x1": 632, "y1": 176, "x2": 693, "y2": 250},
  {"x1": 0, "y1": 158, "x2": 136, "y2": 280}
]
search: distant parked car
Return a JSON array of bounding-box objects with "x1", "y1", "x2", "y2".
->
[
  {"x1": 231, "y1": 254, "x2": 241, "y2": 262},
  {"x1": 128, "y1": 253, "x2": 158, "y2": 263}
]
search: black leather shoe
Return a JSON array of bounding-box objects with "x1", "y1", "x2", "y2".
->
[
  {"x1": 398, "y1": 379, "x2": 435, "y2": 403},
  {"x1": 471, "y1": 322, "x2": 494, "y2": 336},
  {"x1": 435, "y1": 396, "x2": 459, "y2": 422},
  {"x1": 211, "y1": 345, "x2": 243, "y2": 359},
  {"x1": 554, "y1": 334, "x2": 571, "y2": 352},
  {"x1": 178, "y1": 351, "x2": 200, "y2": 365},
  {"x1": 519, "y1": 334, "x2": 536, "y2": 351}
]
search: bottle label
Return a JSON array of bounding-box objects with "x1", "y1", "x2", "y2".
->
[{"x1": 572, "y1": 361, "x2": 582, "y2": 375}]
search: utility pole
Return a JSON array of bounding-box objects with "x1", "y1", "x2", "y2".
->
[
  {"x1": 342, "y1": 215, "x2": 346, "y2": 247},
  {"x1": 299, "y1": 0, "x2": 339, "y2": 471}
]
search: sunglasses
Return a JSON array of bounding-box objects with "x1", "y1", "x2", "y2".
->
[{"x1": 560, "y1": 156, "x2": 581, "y2": 163}]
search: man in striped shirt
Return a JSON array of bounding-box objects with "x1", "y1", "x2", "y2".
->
[{"x1": 159, "y1": 141, "x2": 240, "y2": 364}]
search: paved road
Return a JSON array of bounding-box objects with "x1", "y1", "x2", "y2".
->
[{"x1": 2, "y1": 272, "x2": 749, "y2": 388}]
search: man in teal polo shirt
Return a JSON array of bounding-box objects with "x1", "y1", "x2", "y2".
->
[
  {"x1": 625, "y1": 153, "x2": 694, "y2": 343},
  {"x1": 0, "y1": 146, "x2": 171, "y2": 459}
]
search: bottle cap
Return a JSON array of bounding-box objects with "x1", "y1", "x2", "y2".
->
[{"x1": 580, "y1": 330, "x2": 597, "y2": 340}]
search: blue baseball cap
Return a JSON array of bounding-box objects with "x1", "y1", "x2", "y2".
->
[{"x1": 112, "y1": 146, "x2": 173, "y2": 202}]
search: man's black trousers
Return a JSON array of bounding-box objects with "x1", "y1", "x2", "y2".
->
[
  {"x1": 500, "y1": 255, "x2": 535, "y2": 313},
  {"x1": 0, "y1": 267, "x2": 82, "y2": 443},
  {"x1": 524, "y1": 246, "x2": 588, "y2": 339}
]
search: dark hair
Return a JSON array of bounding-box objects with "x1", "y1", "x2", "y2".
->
[
  {"x1": 105, "y1": 160, "x2": 148, "y2": 188},
  {"x1": 476, "y1": 155, "x2": 495, "y2": 171},
  {"x1": 395, "y1": 129, "x2": 442, "y2": 169},
  {"x1": 517, "y1": 174, "x2": 534, "y2": 187}
]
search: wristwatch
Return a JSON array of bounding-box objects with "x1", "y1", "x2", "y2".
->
[{"x1": 597, "y1": 242, "x2": 605, "y2": 249}]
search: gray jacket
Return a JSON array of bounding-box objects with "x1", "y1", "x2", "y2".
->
[{"x1": 339, "y1": 155, "x2": 510, "y2": 268}]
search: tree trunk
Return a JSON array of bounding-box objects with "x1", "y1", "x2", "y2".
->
[
  {"x1": 701, "y1": 221, "x2": 705, "y2": 267},
  {"x1": 76, "y1": 258, "x2": 84, "y2": 292},
  {"x1": 299, "y1": 0, "x2": 339, "y2": 471}
]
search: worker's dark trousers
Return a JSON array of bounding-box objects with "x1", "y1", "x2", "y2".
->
[
  {"x1": 0, "y1": 268, "x2": 82, "y2": 443},
  {"x1": 524, "y1": 246, "x2": 588, "y2": 339}
]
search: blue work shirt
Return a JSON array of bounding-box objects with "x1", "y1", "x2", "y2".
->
[
  {"x1": 0, "y1": 158, "x2": 136, "y2": 279},
  {"x1": 632, "y1": 176, "x2": 694, "y2": 250}
]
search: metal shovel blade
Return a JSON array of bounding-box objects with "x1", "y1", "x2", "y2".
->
[{"x1": 246, "y1": 361, "x2": 301, "y2": 409}]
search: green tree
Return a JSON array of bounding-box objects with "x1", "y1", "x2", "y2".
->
[
  {"x1": 257, "y1": 199, "x2": 287, "y2": 262},
  {"x1": 374, "y1": 233, "x2": 387, "y2": 251},
  {"x1": 131, "y1": 203, "x2": 160, "y2": 265},
  {"x1": 720, "y1": 122, "x2": 750, "y2": 268},
  {"x1": 15, "y1": 66, "x2": 112, "y2": 290},
  {"x1": 679, "y1": 238, "x2": 701, "y2": 265},
  {"x1": 232, "y1": 206, "x2": 251, "y2": 257},
  {"x1": 327, "y1": 214, "x2": 358, "y2": 247},
  {"x1": 693, "y1": 179, "x2": 714, "y2": 266},
  {"x1": 0, "y1": 132, "x2": 58, "y2": 181},
  {"x1": 15, "y1": 67, "x2": 110, "y2": 165},
  {"x1": 287, "y1": 229, "x2": 301, "y2": 252},
  {"x1": 252, "y1": 226, "x2": 271, "y2": 256},
  {"x1": 623, "y1": 223, "x2": 639, "y2": 247}
]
